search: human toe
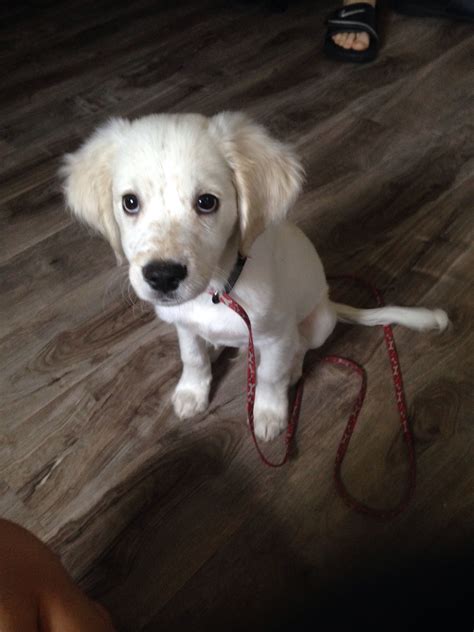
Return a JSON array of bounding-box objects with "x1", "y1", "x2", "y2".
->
[{"x1": 352, "y1": 31, "x2": 370, "y2": 50}]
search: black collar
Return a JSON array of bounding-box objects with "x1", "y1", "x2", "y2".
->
[{"x1": 212, "y1": 252, "x2": 247, "y2": 304}]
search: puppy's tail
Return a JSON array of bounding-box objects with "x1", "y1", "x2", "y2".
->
[{"x1": 331, "y1": 302, "x2": 449, "y2": 332}]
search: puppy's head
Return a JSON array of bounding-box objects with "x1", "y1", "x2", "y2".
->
[{"x1": 62, "y1": 112, "x2": 303, "y2": 305}]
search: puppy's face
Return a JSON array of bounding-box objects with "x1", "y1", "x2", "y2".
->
[
  {"x1": 62, "y1": 112, "x2": 303, "y2": 306},
  {"x1": 111, "y1": 116, "x2": 237, "y2": 305}
]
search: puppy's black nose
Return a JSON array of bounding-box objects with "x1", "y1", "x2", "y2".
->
[{"x1": 142, "y1": 260, "x2": 187, "y2": 293}]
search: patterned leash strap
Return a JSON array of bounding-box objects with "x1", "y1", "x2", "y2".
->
[
  {"x1": 327, "y1": 275, "x2": 416, "y2": 519},
  {"x1": 219, "y1": 291, "x2": 303, "y2": 467},
  {"x1": 218, "y1": 276, "x2": 416, "y2": 518}
]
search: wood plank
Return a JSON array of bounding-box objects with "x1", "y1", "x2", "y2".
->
[{"x1": 0, "y1": 1, "x2": 472, "y2": 630}]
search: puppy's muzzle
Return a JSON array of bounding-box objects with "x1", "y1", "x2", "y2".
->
[{"x1": 142, "y1": 260, "x2": 188, "y2": 294}]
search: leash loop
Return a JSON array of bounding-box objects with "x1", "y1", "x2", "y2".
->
[
  {"x1": 216, "y1": 276, "x2": 416, "y2": 519},
  {"x1": 327, "y1": 275, "x2": 416, "y2": 518}
]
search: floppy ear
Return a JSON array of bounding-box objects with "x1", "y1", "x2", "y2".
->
[
  {"x1": 209, "y1": 112, "x2": 304, "y2": 254},
  {"x1": 60, "y1": 117, "x2": 129, "y2": 262}
]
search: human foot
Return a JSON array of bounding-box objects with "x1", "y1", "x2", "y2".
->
[
  {"x1": 332, "y1": 0, "x2": 376, "y2": 52},
  {"x1": 324, "y1": 1, "x2": 379, "y2": 63}
]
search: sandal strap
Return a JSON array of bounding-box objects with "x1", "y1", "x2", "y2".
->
[{"x1": 326, "y1": 3, "x2": 379, "y2": 41}]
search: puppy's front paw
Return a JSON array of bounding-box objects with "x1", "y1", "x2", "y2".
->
[
  {"x1": 253, "y1": 407, "x2": 288, "y2": 442},
  {"x1": 172, "y1": 386, "x2": 209, "y2": 419}
]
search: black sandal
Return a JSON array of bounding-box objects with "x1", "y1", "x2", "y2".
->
[
  {"x1": 390, "y1": 0, "x2": 474, "y2": 22},
  {"x1": 324, "y1": 3, "x2": 379, "y2": 63}
]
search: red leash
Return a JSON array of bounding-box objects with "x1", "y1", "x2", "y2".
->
[
  {"x1": 220, "y1": 291, "x2": 304, "y2": 467},
  {"x1": 218, "y1": 278, "x2": 416, "y2": 519}
]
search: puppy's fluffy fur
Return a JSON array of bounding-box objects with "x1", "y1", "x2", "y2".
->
[{"x1": 62, "y1": 113, "x2": 448, "y2": 441}]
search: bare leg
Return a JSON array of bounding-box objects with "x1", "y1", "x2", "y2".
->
[{"x1": 0, "y1": 520, "x2": 115, "y2": 632}]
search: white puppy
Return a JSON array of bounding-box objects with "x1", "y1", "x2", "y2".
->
[{"x1": 62, "y1": 113, "x2": 448, "y2": 441}]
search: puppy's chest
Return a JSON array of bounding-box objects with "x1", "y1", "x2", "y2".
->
[{"x1": 157, "y1": 300, "x2": 250, "y2": 347}]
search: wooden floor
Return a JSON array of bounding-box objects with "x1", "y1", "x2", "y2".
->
[{"x1": 1, "y1": 0, "x2": 473, "y2": 630}]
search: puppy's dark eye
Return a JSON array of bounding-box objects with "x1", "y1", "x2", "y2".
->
[
  {"x1": 196, "y1": 194, "x2": 219, "y2": 214},
  {"x1": 122, "y1": 193, "x2": 140, "y2": 214}
]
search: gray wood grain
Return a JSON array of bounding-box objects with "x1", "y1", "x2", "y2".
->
[{"x1": 1, "y1": 0, "x2": 473, "y2": 630}]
